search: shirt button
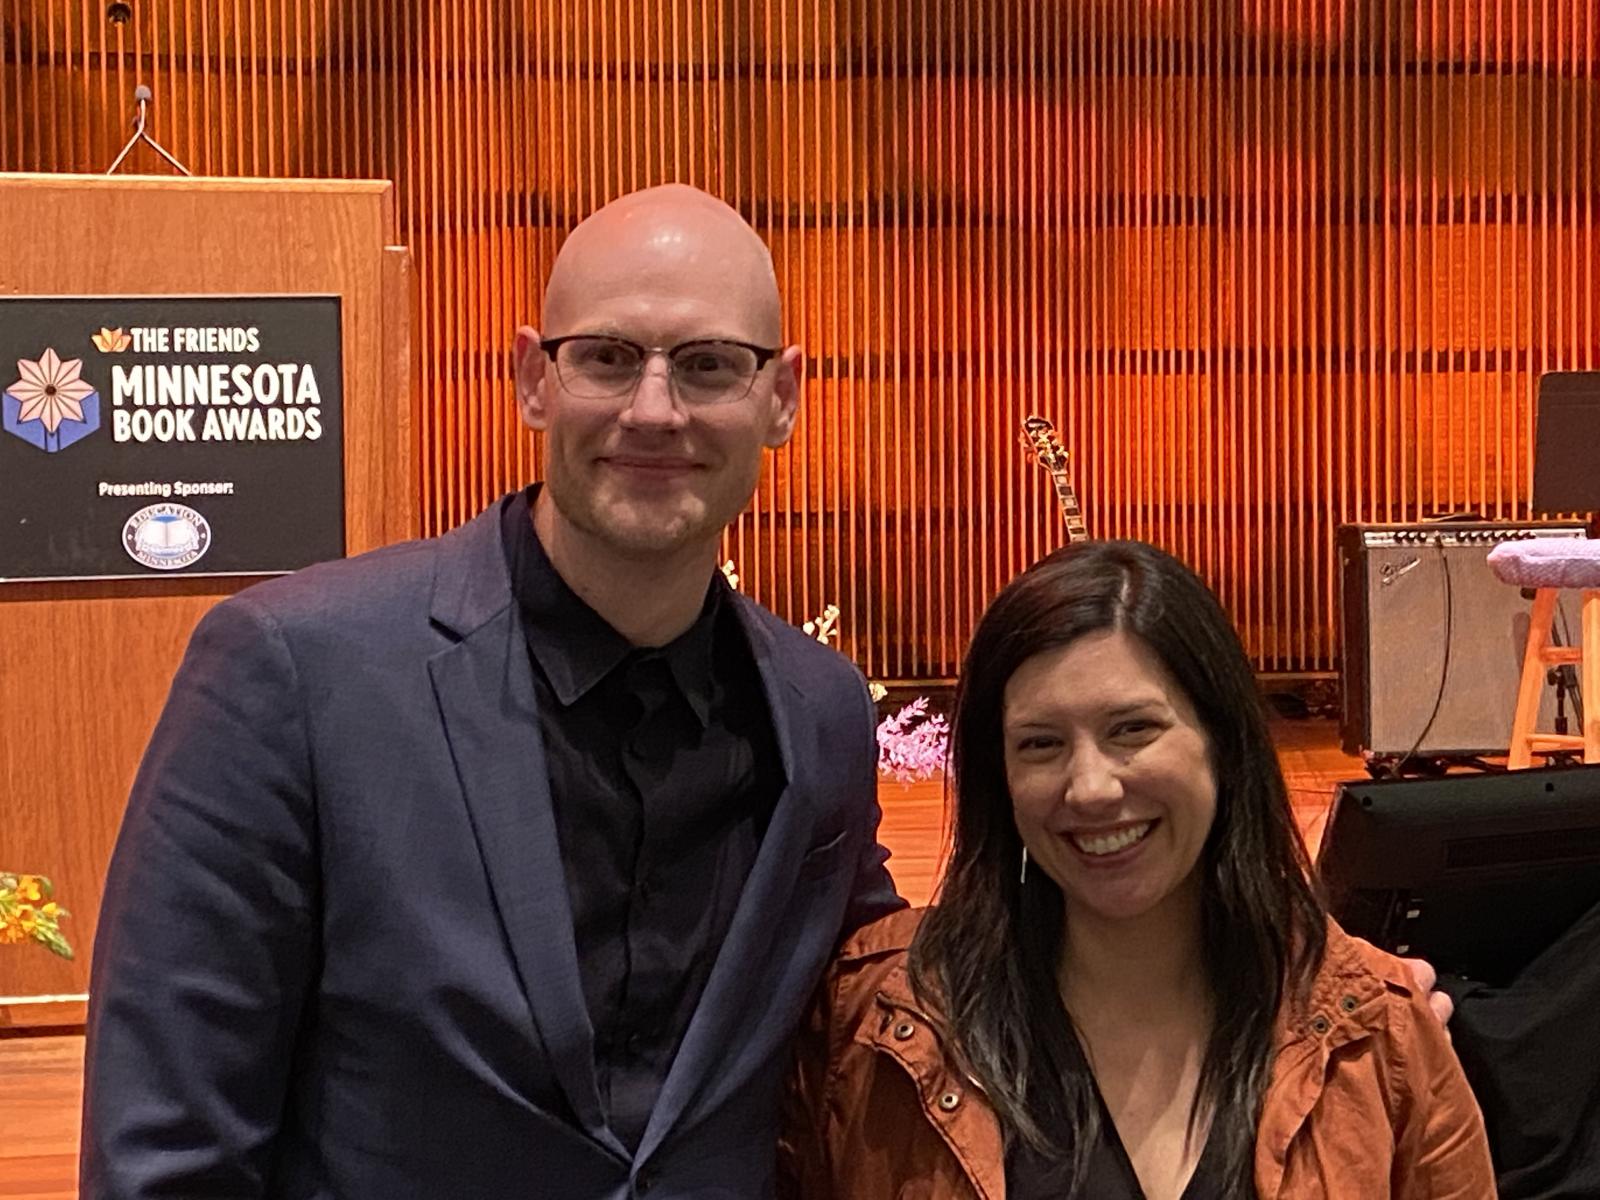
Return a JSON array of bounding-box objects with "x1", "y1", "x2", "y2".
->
[
  {"x1": 893, "y1": 1020, "x2": 916, "y2": 1040},
  {"x1": 1340, "y1": 994, "x2": 1359, "y2": 1013},
  {"x1": 1310, "y1": 1014, "x2": 1331, "y2": 1035},
  {"x1": 937, "y1": 1090, "x2": 962, "y2": 1112}
]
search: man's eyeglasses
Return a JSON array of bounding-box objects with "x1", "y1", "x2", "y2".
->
[{"x1": 540, "y1": 335, "x2": 780, "y2": 405}]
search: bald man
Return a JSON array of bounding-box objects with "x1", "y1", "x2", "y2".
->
[{"x1": 82, "y1": 185, "x2": 905, "y2": 1200}]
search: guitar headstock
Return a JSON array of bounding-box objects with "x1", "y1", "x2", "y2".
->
[{"x1": 1021, "y1": 415, "x2": 1070, "y2": 473}]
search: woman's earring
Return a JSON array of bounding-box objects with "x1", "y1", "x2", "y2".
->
[{"x1": 1020, "y1": 845, "x2": 1029, "y2": 885}]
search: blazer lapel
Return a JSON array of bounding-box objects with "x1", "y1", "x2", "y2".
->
[
  {"x1": 636, "y1": 599, "x2": 825, "y2": 1161},
  {"x1": 425, "y1": 504, "x2": 623, "y2": 1158}
]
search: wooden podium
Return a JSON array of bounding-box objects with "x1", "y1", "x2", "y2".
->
[{"x1": 0, "y1": 174, "x2": 417, "y2": 1028}]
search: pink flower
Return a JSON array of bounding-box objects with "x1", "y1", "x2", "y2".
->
[
  {"x1": 7, "y1": 348, "x2": 95, "y2": 434},
  {"x1": 876, "y1": 697, "x2": 949, "y2": 783}
]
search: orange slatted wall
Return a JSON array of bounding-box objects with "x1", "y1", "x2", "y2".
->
[{"x1": 3, "y1": 1, "x2": 1596, "y2": 680}]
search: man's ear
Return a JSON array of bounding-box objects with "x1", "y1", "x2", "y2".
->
[
  {"x1": 763, "y1": 345, "x2": 805, "y2": 449},
  {"x1": 513, "y1": 326, "x2": 549, "y2": 431}
]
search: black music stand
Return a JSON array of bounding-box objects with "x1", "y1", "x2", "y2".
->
[{"x1": 1534, "y1": 372, "x2": 1600, "y2": 515}]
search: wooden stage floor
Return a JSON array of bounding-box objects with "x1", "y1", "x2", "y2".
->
[{"x1": 0, "y1": 717, "x2": 1361, "y2": 1200}]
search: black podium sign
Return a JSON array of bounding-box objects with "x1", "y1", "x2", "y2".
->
[{"x1": 0, "y1": 296, "x2": 345, "y2": 581}]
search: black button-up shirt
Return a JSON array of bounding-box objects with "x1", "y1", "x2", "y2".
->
[{"x1": 501, "y1": 487, "x2": 784, "y2": 1153}]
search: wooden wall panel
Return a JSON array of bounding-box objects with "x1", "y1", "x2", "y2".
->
[
  {"x1": 0, "y1": 176, "x2": 405, "y2": 1012},
  {"x1": 2, "y1": 1, "x2": 1597, "y2": 683}
]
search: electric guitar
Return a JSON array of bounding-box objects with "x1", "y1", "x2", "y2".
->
[{"x1": 1022, "y1": 415, "x2": 1089, "y2": 543}]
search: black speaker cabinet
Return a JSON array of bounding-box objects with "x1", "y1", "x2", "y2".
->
[{"x1": 1339, "y1": 522, "x2": 1588, "y2": 757}]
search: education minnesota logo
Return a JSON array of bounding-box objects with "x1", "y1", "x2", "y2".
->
[
  {"x1": 123, "y1": 503, "x2": 213, "y2": 571},
  {"x1": 2, "y1": 348, "x2": 102, "y2": 453}
]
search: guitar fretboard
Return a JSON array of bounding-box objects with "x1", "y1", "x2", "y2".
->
[{"x1": 1050, "y1": 472, "x2": 1089, "y2": 543}]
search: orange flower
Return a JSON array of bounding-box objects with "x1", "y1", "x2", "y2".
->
[
  {"x1": 40, "y1": 902, "x2": 59, "y2": 918},
  {"x1": 0, "y1": 919, "x2": 25, "y2": 945},
  {"x1": 16, "y1": 876, "x2": 43, "y2": 903},
  {"x1": 16, "y1": 905, "x2": 37, "y2": 933}
]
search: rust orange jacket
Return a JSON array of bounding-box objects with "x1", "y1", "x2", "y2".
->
[{"x1": 779, "y1": 908, "x2": 1496, "y2": 1199}]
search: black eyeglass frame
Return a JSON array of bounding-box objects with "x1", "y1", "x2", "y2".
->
[{"x1": 539, "y1": 334, "x2": 782, "y2": 402}]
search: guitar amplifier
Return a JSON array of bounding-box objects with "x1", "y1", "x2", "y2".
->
[{"x1": 1339, "y1": 521, "x2": 1589, "y2": 757}]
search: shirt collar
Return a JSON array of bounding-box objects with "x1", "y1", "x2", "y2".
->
[{"x1": 502, "y1": 485, "x2": 722, "y2": 726}]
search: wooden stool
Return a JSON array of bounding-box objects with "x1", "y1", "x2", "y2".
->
[{"x1": 1488, "y1": 538, "x2": 1600, "y2": 769}]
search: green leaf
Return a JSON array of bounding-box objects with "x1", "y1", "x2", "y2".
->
[{"x1": 38, "y1": 929, "x2": 75, "y2": 960}]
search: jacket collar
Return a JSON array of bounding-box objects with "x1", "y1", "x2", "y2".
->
[
  {"x1": 1274, "y1": 919, "x2": 1409, "y2": 1050},
  {"x1": 860, "y1": 958, "x2": 1005, "y2": 1200},
  {"x1": 858, "y1": 915, "x2": 1412, "y2": 1200},
  {"x1": 429, "y1": 501, "x2": 517, "y2": 639},
  {"x1": 1260, "y1": 922, "x2": 1413, "y2": 1197}
]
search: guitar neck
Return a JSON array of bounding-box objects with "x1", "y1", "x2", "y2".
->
[{"x1": 1049, "y1": 470, "x2": 1089, "y2": 543}]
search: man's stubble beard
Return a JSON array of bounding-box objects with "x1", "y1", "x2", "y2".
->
[{"x1": 543, "y1": 441, "x2": 763, "y2": 560}]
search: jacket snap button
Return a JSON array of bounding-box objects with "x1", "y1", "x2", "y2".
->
[
  {"x1": 1310, "y1": 1014, "x2": 1331, "y2": 1035},
  {"x1": 938, "y1": 1090, "x2": 962, "y2": 1112},
  {"x1": 893, "y1": 1020, "x2": 916, "y2": 1040},
  {"x1": 1340, "y1": 994, "x2": 1358, "y2": 1013}
]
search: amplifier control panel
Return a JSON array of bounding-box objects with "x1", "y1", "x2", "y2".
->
[{"x1": 1354, "y1": 522, "x2": 1587, "y2": 549}]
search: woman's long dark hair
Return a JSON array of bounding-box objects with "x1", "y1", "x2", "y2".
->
[{"x1": 910, "y1": 540, "x2": 1326, "y2": 1196}]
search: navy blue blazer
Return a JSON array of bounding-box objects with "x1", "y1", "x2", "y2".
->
[{"x1": 82, "y1": 499, "x2": 904, "y2": 1199}]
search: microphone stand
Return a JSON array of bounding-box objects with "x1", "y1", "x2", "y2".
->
[{"x1": 106, "y1": 85, "x2": 191, "y2": 176}]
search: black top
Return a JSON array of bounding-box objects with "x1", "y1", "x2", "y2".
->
[
  {"x1": 1005, "y1": 1083, "x2": 1231, "y2": 1200},
  {"x1": 500, "y1": 487, "x2": 784, "y2": 1153}
]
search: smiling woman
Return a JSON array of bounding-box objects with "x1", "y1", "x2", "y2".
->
[
  {"x1": 1002, "y1": 630, "x2": 1218, "y2": 932},
  {"x1": 779, "y1": 541, "x2": 1496, "y2": 1200}
]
